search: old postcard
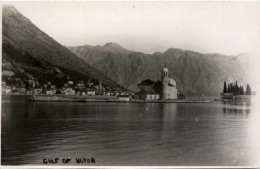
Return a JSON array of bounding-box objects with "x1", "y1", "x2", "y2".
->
[{"x1": 1, "y1": 1, "x2": 260, "y2": 167}]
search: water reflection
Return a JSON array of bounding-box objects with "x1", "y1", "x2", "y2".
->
[
  {"x1": 2, "y1": 95, "x2": 260, "y2": 166},
  {"x1": 161, "y1": 103, "x2": 177, "y2": 128},
  {"x1": 222, "y1": 101, "x2": 251, "y2": 114}
]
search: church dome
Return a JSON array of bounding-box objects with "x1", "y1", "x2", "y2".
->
[
  {"x1": 169, "y1": 78, "x2": 176, "y2": 86},
  {"x1": 163, "y1": 67, "x2": 168, "y2": 72}
]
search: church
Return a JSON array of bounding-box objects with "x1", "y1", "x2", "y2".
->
[
  {"x1": 135, "y1": 67, "x2": 178, "y2": 100},
  {"x1": 161, "y1": 67, "x2": 178, "y2": 99}
]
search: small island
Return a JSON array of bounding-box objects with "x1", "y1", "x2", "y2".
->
[{"x1": 220, "y1": 81, "x2": 254, "y2": 102}]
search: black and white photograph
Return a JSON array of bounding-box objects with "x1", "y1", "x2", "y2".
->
[{"x1": 1, "y1": 1, "x2": 260, "y2": 167}]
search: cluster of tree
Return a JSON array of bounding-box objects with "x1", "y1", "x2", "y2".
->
[{"x1": 223, "y1": 81, "x2": 251, "y2": 95}]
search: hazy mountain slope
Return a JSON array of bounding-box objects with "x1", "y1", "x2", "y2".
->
[
  {"x1": 2, "y1": 5, "x2": 120, "y2": 88},
  {"x1": 68, "y1": 44, "x2": 251, "y2": 96}
]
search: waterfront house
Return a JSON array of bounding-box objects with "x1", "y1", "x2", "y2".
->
[
  {"x1": 2, "y1": 85, "x2": 12, "y2": 94},
  {"x1": 117, "y1": 95, "x2": 130, "y2": 101},
  {"x1": 34, "y1": 88, "x2": 42, "y2": 95},
  {"x1": 86, "y1": 90, "x2": 95, "y2": 96},
  {"x1": 64, "y1": 88, "x2": 75, "y2": 95},
  {"x1": 16, "y1": 87, "x2": 26, "y2": 94},
  {"x1": 46, "y1": 89, "x2": 56, "y2": 95}
]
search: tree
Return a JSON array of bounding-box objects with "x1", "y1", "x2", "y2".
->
[
  {"x1": 235, "y1": 81, "x2": 238, "y2": 95},
  {"x1": 230, "y1": 83, "x2": 233, "y2": 94},
  {"x1": 227, "y1": 84, "x2": 231, "y2": 93},
  {"x1": 246, "y1": 84, "x2": 251, "y2": 95},
  {"x1": 223, "y1": 81, "x2": 227, "y2": 93},
  {"x1": 241, "y1": 86, "x2": 244, "y2": 95}
]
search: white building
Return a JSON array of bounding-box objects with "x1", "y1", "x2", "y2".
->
[
  {"x1": 117, "y1": 95, "x2": 130, "y2": 101},
  {"x1": 86, "y1": 91, "x2": 95, "y2": 96},
  {"x1": 136, "y1": 88, "x2": 159, "y2": 100},
  {"x1": 46, "y1": 89, "x2": 56, "y2": 95},
  {"x1": 64, "y1": 88, "x2": 75, "y2": 95},
  {"x1": 2, "y1": 85, "x2": 11, "y2": 94},
  {"x1": 34, "y1": 88, "x2": 42, "y2": 95}
]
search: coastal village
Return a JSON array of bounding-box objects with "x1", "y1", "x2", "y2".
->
[
  {"x1": 2, "y1": 77, "x2": 134, "y2": 99},
  {"x1": 2, "y1": 66, "x2": 253, "y2": 102},
  {"x1": 2, "y1": 67, "x2": 186, "y2": 101}
]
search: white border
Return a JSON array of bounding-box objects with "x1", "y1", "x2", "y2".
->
[{"x1": 1, "y1": 1, "x2": 260, "y2": 169}]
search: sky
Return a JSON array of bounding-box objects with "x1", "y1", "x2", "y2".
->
[{"x1": 3, "y1": 1, "x2": 260, "y2": 55}]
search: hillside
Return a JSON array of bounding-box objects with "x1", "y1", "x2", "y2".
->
[
  {"x1": 2, "y1": 5, "x2": 120, "y2": 88},
  {"x1": 68, "y1": 44, "x2": 253, "y2": 96}
]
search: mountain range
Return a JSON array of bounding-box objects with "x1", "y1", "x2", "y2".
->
[
  {"x1": 68, "y1": 43, "x2": 253, "y2": 96},
  {"x1": 2, "y1": 5, "x2": 254, "y2": 96}
]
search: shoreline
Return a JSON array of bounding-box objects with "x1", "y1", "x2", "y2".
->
[{"x1": 26, "y1": 94, "x2": 212, "y2": 103}]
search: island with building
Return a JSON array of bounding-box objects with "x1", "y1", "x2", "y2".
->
[
  {"x1": 135, "y1": 67, "x2": 183, "y2": 100},
  {"x1": 220, "y1": 81, "x2": 255, "y2": 102}
]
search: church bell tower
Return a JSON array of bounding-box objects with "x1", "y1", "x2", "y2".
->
[{"x1": 161, "y1": 67, "x2": 169, "y2": 100}]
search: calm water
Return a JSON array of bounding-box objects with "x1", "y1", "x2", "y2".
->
[{"x1": 1, "y1": 95, "x2": 260, "y2": 166}]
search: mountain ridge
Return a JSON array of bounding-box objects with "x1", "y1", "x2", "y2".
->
[
  {"x1": 2, "y1": 5, "x2": 122, "y2": 89},
  {"x1": 3, "y1": 5, "x2": 253, "y2": 96},
  {"x1": 68, "y1": 42, "x2": 253, "y2": 96}
]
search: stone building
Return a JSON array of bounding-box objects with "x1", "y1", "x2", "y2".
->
[
  {"x1": 135, "y1": 79, "x2": 160, "y2": 100},
  {"x1": 135, "y1": 89, "x2": 159, "y2": 100},
  {"x1": 117, "y1": 95, "x2": 130, "y2": 101},
  {"x1": 161, "y1": 67, "x2": 178, "y2": 99}
]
